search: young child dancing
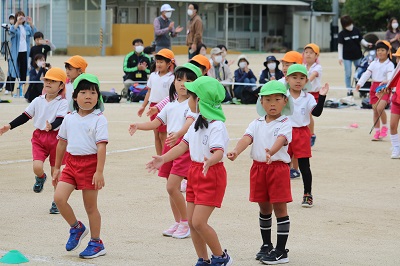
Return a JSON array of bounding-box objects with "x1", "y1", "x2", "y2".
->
[
  {"x1": 286, "y1": 65, "x2": 329, "y2": 207},
  {"x1": 129, "y1": 63, "x2": 202, "y2": 239},
  {"x1": 228, "y1": 80, "x2": 293, "y2": 264},
  {"x1": 146, "y1": 76, "x2": 233, "y2": 266},
  {"x1": 356, "y1": 40, "x2": 394, "y2": 141},
  {"x1": 0, "y1": 68, "x2": 68, "y2": 214},
  {"x1": 52, "y1": 74, "x2": 108, "y2": 259}
]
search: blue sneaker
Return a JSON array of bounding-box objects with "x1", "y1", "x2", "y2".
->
[
  {"x1": 310, "y1": 134, "x2": 316, "y2": 147},
  {"x1": 79, "y1": 240, "x2": 106, "y2": 259},
  {"x1": 66, "y1": 222, "x2": 88, "y2": 251},
  {"x1": 196, "y1": 258, "x2": 211, "y2": 266},
  {"x1": 210, "y1": 250, "x2": 233, "y2": 266},
  {"x1": 33, "y1": 174, "x2": 47, "y2": 193},
  {"x1": 290, "y1": 168, "x2": 300, "y2": 179}
]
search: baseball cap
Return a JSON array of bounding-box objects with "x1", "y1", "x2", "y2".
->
[
  {"x1": 287, "y1": 64, "x2": 308, "y2": 76},
  {"x1": 160, "y1": 4, "x2": 175, "y2": 12},
  {"x1": 264, "y1": 55, "x2": 280, "y2": 67},
  {"x1": 210, "y1": 47, "x2": 222, "y2": 55},
  {"x1": 304, "y1": 43, "x2": 320, "y2": 55},
  {"x1": 191, "y1": 54, "x2": 211, "y2": 72},
  {"x1": 394, "y1": 47, "x2": 400, "y2": 57},
  {"x1": 44, "y1": 67, "x2": 67, "y2": 83},
  {"x1": 71, "y1": 73, "x2": 104, "y2": 112},
  {"x1": 184, "y1": 76, "x2": 226, "y2": 122},
  {"x1": 256, "y1": 80, "x2": 293, "y2": 116},
  {"x1": 281, "y1": 51, "x2": 303, "y2": 64},
  {"x1": 64, "y1": 55, "x2": 88, "y2": 73},
  {"x1": 237, "y1": 54, "x2": 249, "y2": 66},
  {"x1": 175, "y1": 63, "x2": 202, "y2": 78},
  {"x1": 156, "y1": 48, "x2": 175, "y2": 60}
]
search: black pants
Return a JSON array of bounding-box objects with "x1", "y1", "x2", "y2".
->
[{"x1": 6, "y1": 51, "x2": 27, "y2": 92}]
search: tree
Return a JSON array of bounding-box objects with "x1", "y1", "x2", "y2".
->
[{"x1": 313, "y1": 0, "x2": 332, "y2": 12}]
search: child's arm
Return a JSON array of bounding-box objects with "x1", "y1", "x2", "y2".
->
[
  {"x1": 45, "y1": 40, "x2": 56, "y2": 51},
  {"x1": 203, "y1": 149, "x2": 224, "y2": 176},
  {"x1": 311, "y1": 83, "x2": 329, "y2": 117},
  {"x1": 129, "y1": 118, "x2": 162, "y2": 135},
  {"x1": 146, "y1": 96, "x2": 170, "y2": 117},
  {"x1": 356, "y1": 69, "x2": 372, "y2": 90},
  {"x1": 92, "y1": 142, "x2": 106, "y2": 190},
  {"x1": 265, "y1": 136, "x2": 287, "y2": 164},
  {"x1": 166, "y1": 117, "x2": 195, "y2": 147},
  {"x1": 0, "y1": 112, "x2": 31, "y2": 135},
  {"x1": 52, "y1": 139, "x2": 67, "y2": 187},
  {"x1": 146, "y1": 141, "x2": 189, "y2": 173},
  {"x1": 137, "y1": 88, "x2": 151, "y2": 117},
  {"x1": 308, "y1": 71, "x2": 318, "y2": 82},
  {"x1": 227, "y1": 135, "x2": 252, "y2": 161}
]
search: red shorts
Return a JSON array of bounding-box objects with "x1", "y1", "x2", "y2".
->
[
  {"x1": 309, "y1": 92, "x2": 319, "y2": 103},
  {"x1": 150, "y1": 102, "x2": 167, "y2": 133},
  {"x1": 31, "y1": 129, "x2": 59, "y2": 166},
  {"x1": 249, "y1": 161, "x2": 292, "y2": 203},
  {"x1": 391, "y1": 93, "x2": 400, "y2": 115},
  {"x1": 186, "y1": 162, "x2": 227, "y2": 208},
  {"x1": 158, "y1": 138, "x2": 191, "y2": 178},
  {"x1": 60, "y1": 154, "x2": 97, "y2": 190},
  {"x1": 370, "y1": 82, "x2": 390, "y2": 105},
  {"x1": 288, "y1": 126, "x2": 312, "y2": 158}
]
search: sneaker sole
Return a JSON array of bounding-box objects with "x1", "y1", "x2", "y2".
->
[
  {"x1": 79, "y1": 249, "x2": 106, "y2": 259},
  {"x1": 261, "y1": 258, "x2": 289, "y2": 265},
  {"x1": 301, "y1": 204, "x2": 313, "y2": 208},
  {"x1": 68, "y1": 228, "x2": 89, "y2": 251},
  {"x1": 172, "y1": 230, "x2": 191, "y2": 239},
  {"x1": 49, "y1": 210, "x2": 60, "y2": 214}
]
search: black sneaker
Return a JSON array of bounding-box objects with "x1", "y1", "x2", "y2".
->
[
  {"x1": 302, "y1": 194, "x2": 313, "y2": 208},
  {"x1": 33, "y1": 174, "x2": 47, "y2": 193},
  {"x1": 256, "y1": 244, "x2": 273, "y2": 260},
  {"x1": 49, "y1": 201, "x2": 60, "y2": 214},
  {"x1": 347, "y1": 90, "x2": 353, "y2": 96},
  {"x1": 261, "y1": 248, "x2": 289, "y2": 265}
]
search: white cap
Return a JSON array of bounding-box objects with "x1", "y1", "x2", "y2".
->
[{"x1": 161, "y1": 4, "x2": 175, "y2": 12}]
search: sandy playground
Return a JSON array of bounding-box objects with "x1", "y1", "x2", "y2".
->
[{"x1": 0, "y1": 52, "x2": 399, "y2": 266}]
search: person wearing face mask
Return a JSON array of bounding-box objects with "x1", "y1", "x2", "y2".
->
[
  {"x1": 234, "y1": 54, "x2": 258, "y2": 104},
  {"x1": 260, "y1": 55, "x2": 284, "y2": 85},
  {"x1": 338, "y1": 15, "x2": 372, "y2": 96},
  {"x1": 25, "y1": 53, "x2": 49, "y2": 102},
  {"x1": 123, "y1": 38, "x2": 152, "y2": 95},
  {"x1": 207, "y1": 47, "x2": 233, "y2": 103},
  {"x1": 153, "y1": 4, "x2": 183, "y2": 53},
  {"x1": 186, "y1": 3, "x2": 203, "y2": 59},
  {"x1": 385, "y1": 17, "x2": 400, "y2": 55}
]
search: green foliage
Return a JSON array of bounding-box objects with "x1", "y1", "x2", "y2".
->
[{"x1": 313, "y1": 0, "x2": 332, "y2": 12}]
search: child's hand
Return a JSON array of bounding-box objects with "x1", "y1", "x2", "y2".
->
[
  {"x1": 52, "y1": 168, "x2": 61, "y2": 187},
  {"x1": 166, "y1": 132, "x2": 179, "y2": 147},
  {"x1": 129, "y1": 123, "x2": 138, "y2": 135},
  {"x1": 203, "y1": 157, "x2": 211, "y2": 176},
  {"x1": 146, "y1": 155, "x2": 164, "y2": 173},
  {"x1": 45, "y1": 120, "x2": 52, "y2": 132},
  {"x1": 355, "y1": 84, "x2": 361, "y2": 91},
  {"x1": 0, "y1": 124, "x2": 11, "y2": 136},
  {"x1": 137, "y1": 106, "x2": 145, "y2": 117},
  {"x1": 319, "y1": 83, "x2": 329, "y2": 96},
  {"x1": 146, "y1": 106, "x2": 158, "y2": 117},
  {"x1": 92, "y1": 171, "x2": 105, "y2": 190},
  {"x1": 265, "y1": 148, "x2": 272, "y2": 164},
  {"x1": 227, "y1": 150, "x2": 238, "y2": 161}
]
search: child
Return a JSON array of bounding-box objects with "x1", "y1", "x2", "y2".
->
[
  {"x1": 146, "y1": 76, "x2": 233, "y2": 266},
  {"x1": 0, "y1": 68, "x2": 68, "y2": 214},
  {"x1": 25, "y1": 53, "x2": 49, "y2": 102},
  {"x1": 65, "y1": 55, "x2": 88, "y2": 109},
  {"x1": 52, "y1": 73, "x2": 108, "y2": 259},
  {"x1": 259, "y1": 56, "x2": 284, "y2": 84},
  {"x1": 356, "y1": 40, "x2": 394, "y2": 141},
  {"x1": 129, "y1": 63, "x2": 202, "y2": 238},
  {"x1": 228, "y1": 80, "x2": 292, "y2": 264},
  {"x1": 29, "y1": 31, "x2": 56, "y2": 68},
  {"x1": 286, "y1": 65, "x2": 329, "y2": 207},
  {"x1": 138, "y1": 48, "x2": 175, "y2": 156},
  {"x1": 234, "y1": 54, "x2": 258, "y2": 102},
  {"x1": 303, "y1": 43, "x2": 323, "y2": 147}
]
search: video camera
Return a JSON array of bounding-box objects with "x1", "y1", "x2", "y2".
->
[{"x1": 1, "y1": 24, "x2": 10, "y2": 30}]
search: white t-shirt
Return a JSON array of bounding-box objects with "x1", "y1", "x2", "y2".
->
[
  {"x1": 156, "y1": 99, "x2": 196, "y2": 133},
  {"x1": 183, "y1": 119, "x2": 229, "y2": 163},
  {"x1": 278, "y1": 77, "x2": 286, "y2": 85},
  {"x1": 58, "y1": 109, "x2": 108, "y2": 155},
  {"x1": 18, "y1": 25, "x2": 27, "y2": 52},
  {"x1": 244, "y1": 115, "x2": 292, "y2": 163},
  {"x1": 306, "y1": 63, "x2": 322, "y2": 92},
  {"x1": 147, "y1": 71, "x2": 175, "y2": 103},
  {"x1": 288, "y1": 91, "x2": 316, "y2": 127},
  {"x1": 357, "y1": 58, "x2": 394, "y2": 86},
  {"x1": 24, "y1": 95, "x2": 68, "y2": 130},
  {"x1": 65, "y1": 82, "x2": 73, "y2": 111}
]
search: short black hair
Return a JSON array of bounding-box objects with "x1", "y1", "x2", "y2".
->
[
  {"x1": 144, "y1": 45, "x2": 155, "y2": 55},
  {"x1": 132, "y1": 38, "x2": 144, "y2": 45},
  {"x1": 216, "y1": 44, "x2": 227, "y2": 51},
  {"x1": 32, "y1": 53, "x2": 45, "y2": 68},
  {"x1": 190, "y1": 3, "x2": 199, "y2": 12},
  {"x1": 34, "y1": 32, "x2": 44, "y2": 40},
  {"x1": 340, "y1": 15, "x2": 353, "y2": 28},
  {"x1": 72, "y1": 80, "x2": 101, "y2": 111}
]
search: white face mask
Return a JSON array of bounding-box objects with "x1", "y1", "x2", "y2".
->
[
  {"x1": 187, "y1": 9, "x2": 193, "y2": 16},
  {"x1": 267, "y1": 62, "x2": 276, "y2": 70},
  {"x1": 239, "y1": 61, "x2": 247, "y2": 69},
  {"x1": 135, "y1": 45, "x2": 144, "y2": 53},
  {"x1": 392, "y1": 23, "x2": 399, "y2": 29},
  {"x1": 214, "y1": 55, "x2": 223, "y2": 63},
  {"x1": 345, "y1": 24, "x2": 354, "y2": 31},
  {"x1": 165, "y1": 12, "x2": 172, "y2": 19},
  {"x1": 36, "y1": 60, "x2": 44, "y2": 67}
]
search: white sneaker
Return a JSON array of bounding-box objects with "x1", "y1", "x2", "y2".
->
[
  {"x1": 171, "y1": 222, "x2": 190, "y2": 239},
  {"x1": 180, "y1": 179, "x2": 187, "y2": 192},
  {"x1": 4, "y1": 90, "x2": 9, "y2": 95},
  {"x1": 162, "y1": 222, "x2": 179, "y2": 237},
  {"x1": 391, "y1": 146, "x2": 400, "y2": 159}
]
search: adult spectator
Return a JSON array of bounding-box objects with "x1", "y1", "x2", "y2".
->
[
  {"x1": 338, "y1": 15, "x2": 372, "y2": 96},
  {"x1": 385, "y1": 17, "x2": 400, "y2": 53},
  {"x1": 153, "y1": 4, "x2": 183, "y2": 52},
  {"x1": 186, "y1": 3, "x2": 203, "y2": 59},
  {"x1": 207, "y1": 47, "x2": 233, "y2": 103}
]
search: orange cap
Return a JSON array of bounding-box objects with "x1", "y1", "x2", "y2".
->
[
  {"x1": 44, "y1": 67, "x2": 67, "y2": 83},
  {"x1": 281, "y1": 51, "x2": 303, "y2": 64},
  {"x1": 191, "y1": 54, "x2": 211, "y2": 71},
  {"x1": 156, "y1": 48, "x2": 175, "y2": 61},
  {"x1": 64, "y1": 55, "x2": 88, "y2": 73},
  {"x1": 394, "y1": 48, "x2": 400, "y2": 57},
  {"x1": 304, "y1": 43, "x2": 320, "y2": 55}
]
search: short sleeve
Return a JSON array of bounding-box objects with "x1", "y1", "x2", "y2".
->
[
  {"x1": 183, "y1": 124, "x2": 194, "y2": 146},
  {"x1": 338, "y1": 32, "x2": 344, "y2": 44},
  {"x1": 244, "y1": 120, "x2": 257, "y2": 141},
  {"x1": 57, "y1": 114, "x2": 69, "y2": 141},
  {"x1": 56, "y1": 100, "x2": 68, "y2": 118},
  {"x1": 95, "y1": 116, "x2": 108, "y2": 144},
  {"x1": 24, "y1": 98, "x2": 38, "y2": 118},
  {"x1": 156, "y1": 103, "x2": 169, "y2": 125},
  {"x1": 208, "y1": 123, "x2": 227, "y2": 152},
  {"x1": 147, "y1": 73, "x2": 153, "y2": 88},
  {"x1": 186, "y1": 109, "x2": 197, "y2": 120},
  {"x1": 278, "y1": 118, "x2": 292, "y2": 144},
  {"x1": 314, "y1": 64, "x2": 322, "y2": 77}
]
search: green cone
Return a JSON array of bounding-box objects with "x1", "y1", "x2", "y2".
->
[{"x1": 0, "y1": 250, "x2": 29, "y2": 264}]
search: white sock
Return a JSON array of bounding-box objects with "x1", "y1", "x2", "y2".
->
[
  {"x1": 390, "y1": 134, "x2": 400, "y2": 147},
  {"x1": 382, "y1": 124, "x2": 388, "y2": 128},
  {"x1": 375, "y1": 128, "x2": 380, "y2": 132}
]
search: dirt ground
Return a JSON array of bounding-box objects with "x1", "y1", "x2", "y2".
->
[{"x1": 0, "y1": 53, "x2": 399, "y2": 266}]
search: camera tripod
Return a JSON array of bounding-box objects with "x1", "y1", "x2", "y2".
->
[{"x1": 1, "y1": 28, "x2": 21, "y2": 100}]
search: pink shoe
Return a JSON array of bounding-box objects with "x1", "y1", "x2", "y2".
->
[
  {"x1": 380, "y1": 126, "x2": 388, "y2": 138},
  {"x1": 172, "y1": 222, "x2": 190, "y2": 239},
  {"x1": 162, "y1": 222, "x2": 179, "y2": 237},
  {"x1": 372, "y1": 130, "x2": 381, "y2": 141}
]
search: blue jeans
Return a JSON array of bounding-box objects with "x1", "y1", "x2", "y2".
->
[{"x1": 343, "y1": 58, "x2": 361, "y2": 89}]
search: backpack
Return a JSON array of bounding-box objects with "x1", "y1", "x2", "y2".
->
[
  {"x1": 100, "y1": 91, "x2": 121, "y2": 103},
  {"x1": 129, "y1": 85, "x2": 148, "y2": 102}
]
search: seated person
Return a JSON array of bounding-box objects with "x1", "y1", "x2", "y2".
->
[
  {"x1": 216, "y1": 44, "x2": 235, "y2": 66},
  {"x1": 233, "y1": 54, "x2": 258, "y2": 102},
  {"x1": 259, "y1": 55, "x2": 284, "y2": 84},
  {"x1": 207, "y1": 47, "x2": 233, "y2": 103}
]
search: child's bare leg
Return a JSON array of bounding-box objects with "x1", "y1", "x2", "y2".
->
[
  {"x1": 192, "y1": 205, "x2": 223, "y2": 256},
  {"x1": 159, "y1": 132, "x2": 167, "y2": 151},
  {"x1": 373, "y1": 109, "x2": 381, "y2": 129},
  {"x1": 309, "y1": 114, "x2": 315, "y2": 135},
  {"x1": 258, "y1": 202, "x2": 273, "y2": 215},
  {"x1": 167, "y1": 174, "x2": 187, "y2": 221},
  {"x1": 291, "y1": 157, "x2": 298, "y2": 170},
  {"x1": 33, "y1": 160, "x2": 45, "y2": 176},
  {"x1": 187, "y1": 202, "x2": 208, "y2": 259},
  {"x1": 82, "y1": 190, "x2": 101, "y2": 239},
  {"x1": 377, "y1": 100, "x2": 387, "y2": 125},
  {"x1": 153, "y1": 129, "x2": 162, "y2": 156},
  {"x1": 390, "y1": 113, "x2": 400, "y2": 135},
  {"x1": 54, "y1": 181, "x2": 76, "y2": 225},
  {"x1": 273, "y1": 202, "x2": 288, "y2": 218}
]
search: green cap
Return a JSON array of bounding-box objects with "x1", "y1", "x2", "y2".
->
[
  {"x1": 287, "y1": 64, "x2": 308, "y2": 76},
  {"x1": 175, "y1": 63, "x2": 202, "y2": 78},
  {"x1": 256, "y1": 81, "x2": 293, "y2": 117},
  {"x1": 184, "y1": 76, "x2": 226, "y2": 122},
  {"x1": 0, "y1": 250, "x2": 29, "y2": 264},
  {"x1": 71, "y1": 73, "x2": 104, "y2": 112}
]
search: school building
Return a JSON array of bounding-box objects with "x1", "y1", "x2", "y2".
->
[{"x1": 0, "y1": 0, "x2": 335, "y2": 55}]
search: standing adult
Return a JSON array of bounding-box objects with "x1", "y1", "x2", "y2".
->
[
  {"x1": 338, "y1": 15, "x2": 372, "y2": 96},
  {"x1": 186, "y1": 3, "x2": 203, "y2": 60},
  {"x1": 153, "y1": 4, "x2": 183, "y2": 53},
  {"x1": 385, "y1": 17, "x2": 400, "y2": 54},
  {"x1": 5, "y1": 11, "x2": 36, "y2": 96}
]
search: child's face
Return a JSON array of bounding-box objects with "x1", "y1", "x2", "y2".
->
[
  {"x1": 376, "y1": 48, "x2": 389, "y2": 61},
  {"x1": 286, "y1": 73, "x2": 308, "y2": 91},
  {"x1": 260, "y1": 94, "x2": 288, "y2": 117},
  {"x1": 65, "y1": 66, "x2": 82, "y2": 81},
  {"x1": 75, "y1": 88, "x2": 98, "y2": 111},
  {"x1": 175, "y1": 75, "x2": 191, "y2": 97},
  {"x1": 199, "y1": 46, "x2": 207, "y2": 56},
  {"x1": 34, "y1": 37, "x2": 43, "y2": 46},
  {"x1": 303, "y1": 48, "x2": 318, "y2": 64},
  {"x1": 188, "y1": 94, "x2": 199, "y2": 113},
  {"x1": 281, "y1": 61, "x2": 294, "y2": 76},
  {"x1": 43, "y1": 79, "x2": 63, "y2": 96},
  {"x1": 156, "y1": 59, "x2": 170, "y2": 73}
]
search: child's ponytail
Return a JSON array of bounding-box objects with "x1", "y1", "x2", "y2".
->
[{"x1": 194, "y1": 115, "x2": 208, "y2": 131}]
